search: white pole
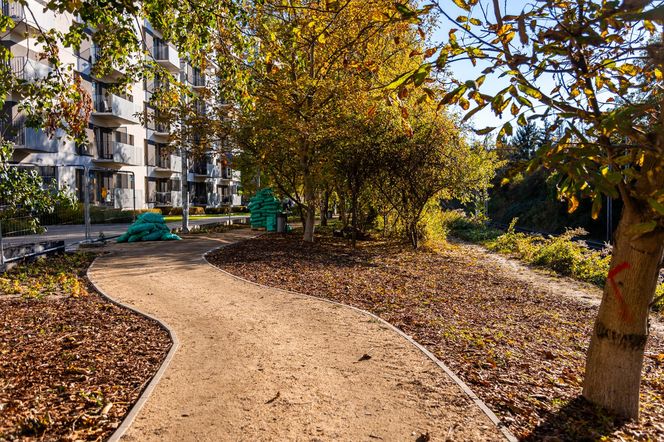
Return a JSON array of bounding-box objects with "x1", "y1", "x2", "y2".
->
[
  {"x1": 83, "y1": 166, "x2": 91, "y2": 241},
  {"x1": 181, "y1": 148, "x2": 189, "y2": 233}
]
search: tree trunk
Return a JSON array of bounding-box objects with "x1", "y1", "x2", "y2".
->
[
  {"x1": 303, "y1": 174, "x2": 316, "y2": 242},
  {"x1": 321, "y1": 190, "x2": 329, "y2": 227},
  {"x1": 583, "y1": 205, "x2": 664, "y2": 419},
  {"x1": 338, "y1": 190, "x2": 347, "y2": 227},
  {"x1": 351, "y1": 190, "x2": 358, "y2": 248},
  {"x1": 409, "y1": 221, "x2": 419, "y2": 249}
]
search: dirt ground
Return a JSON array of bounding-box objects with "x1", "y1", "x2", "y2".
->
[
  {"x1": 88, "y1": 230, "x2": 504, "y2": 442},
  {"x1": 207, "y1": 233, "x2": 664, "y2": 441}
]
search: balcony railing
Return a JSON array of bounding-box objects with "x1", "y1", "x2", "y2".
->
[
  {"x1": 207, "y1": 163, "x2": 221, "y2": 178},
  {"x1": 152, "y1": 190, "x2": 182, "y2": 207},
  {"x1": 153, "y1": 45, "x2": 169, "y2": 61},
  {"x1": 93, "y1": 94, "x2": 137, "y2": 123},
  {"x1": 156, "y1": 154, "x2": 171, "y2": 169},
  {"x1": 77, "y1": 47, "x2": 125, "y2": 78},
  {"x1": 2, "y1": 0, "x2": 24, "y2": 21},
  {"x1": 97, "y1": 139, "x2": 139, "y2": 165},
  {"x1": 192, "y1": 71, "x2": 205, "y2": 87},
  {"x1": 155, "y1": 191, "x2": 172, "y2": 206},
  {"x1": 208, "y1": 193, "x2": 221, "y2": 207},
  {"x1": 0, "y1": 119, "x2": 58, "y2": 152},
  {"x1": 113, "y1": 188, "x2": 135, "y2": 210},
  {"x1": 8, "y1": 57, "x2": 51, "y2": 82},
  {"x1": 190, "y1": 194, "x2": 208, "y2": 205},
  {"x1": 191, "y1": 162, "x2": 207, "y2": 176},
  {"x1": 152, "y1": 44, "x2": 179, "y2": 71}
]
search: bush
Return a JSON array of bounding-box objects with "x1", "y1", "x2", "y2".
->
[
  {"x1": 485, "y1": 221, "x2": 612, "y2": 287},
  {"x1": 531, "y1": 228, "x2": 596, "y2": 276},
  {"x1": 653, "y1": 284, "x2": 664, "y2": 312},
  {"x1": 168, "y1": 206, "x2": 205, "y2": 216},
  {"x1": 204, "y1": 207, "x2": 233, "y2": 215},
  {"x1": 0, "y1": 216, "x2": 46, "y2": 236},
  {"x1": 38, "y1": 203, "x2": 161, "y2": 225},
  {"x1": 442, "y1": 210, "x2": 503, "y2": 243}
]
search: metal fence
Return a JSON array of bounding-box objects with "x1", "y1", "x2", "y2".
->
[{"x1": 0, "y1": 166, "x2": 136, "y2": 267}]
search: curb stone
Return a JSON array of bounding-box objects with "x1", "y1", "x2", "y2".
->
[
  {"x1": 202, "y1": 241, "x2": 518, "y2": 442},
  {"x1": 87, "y1": 254, "x2": 180, "y2": 442}
]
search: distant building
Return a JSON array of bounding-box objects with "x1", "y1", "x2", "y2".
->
[{"x1": 1, "y1": 0, "x2": 242, "y2": 211}]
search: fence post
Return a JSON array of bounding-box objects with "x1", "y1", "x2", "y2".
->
[
  {"x1": 83, "y1": 166, "x2": 91, "y2": 241},
  {"x1": 131, "y1": 171, "x2": 136, "y2": 221}
]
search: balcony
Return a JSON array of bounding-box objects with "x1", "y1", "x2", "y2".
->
[
  {"x1": 153, "y1": 154, "x2": 181, "y2": 173},
  {"x1": 113, "y1": 188, "x2": 135, "y2": 210},
  {"x1": 1, "y1": 0, "x2": 50, "y2": 40},
  {"x1": 9, "y1": 57, "x2": 51, "y2": 82},
  {"x1": 153, "y1": 45, "x2": 179, "y2": 73},
  {"x1": 207, "y1": 192, "x2": 221, "y2": 207},
  {"x1": 77, "y1": 47, "x2": 124, "y2": 80},
  {"x1": 95, "y1": 139, "x2": 141, "y2": 166},
  {"x1": 154, "y1": 190, "x2": 182, "y2": 207},
  {"x1": 207, "y1": 163, "x2": 221, "y2": 178},
  {"x1": 146, "y1": 109, "x2": 170, "y2": 138},
  {"x1": 155, "y1": 154, "x2": 171, "y2": 170},
  {"x1": 182, "y1": 65, "x2": 206, "y2": 89},
  {"x1": 190, "y1": 194, "x2": 208, "y2": 206},
  {"x1": 192, "y1": 71, "x2": 205, "y2": 88},
  {"x1": 191, "y1": 162, "x2": 208, "y2": 177},
  {"x1": 0, "y1": 119, "x2": 58, "y2": 153},
  {"x1": 92, "y1": 94, "x2": 138, "y2": 125},
  {"x1": 221, "y1": 195, "x2": 242, "y2": 206}
]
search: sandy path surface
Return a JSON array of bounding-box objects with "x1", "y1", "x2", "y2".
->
[{"x1": 89, "y1": 231, "x2": 504, "y2": 442}]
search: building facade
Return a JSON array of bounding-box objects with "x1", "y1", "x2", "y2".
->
[{"x1": 1, "y1": 0, "x2": 242, "y2": 211}]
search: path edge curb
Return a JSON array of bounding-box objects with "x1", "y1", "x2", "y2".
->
[
  {"x1": 86, "y1": 255, "x2": 180, "y2": 442},
  {"x1": 202, "y1": 241, "x2": 518, "y2": 442}
]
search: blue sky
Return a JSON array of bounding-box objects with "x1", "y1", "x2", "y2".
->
[{"x1": 429, "y1": 1, "x2": 557, "y2": 131}]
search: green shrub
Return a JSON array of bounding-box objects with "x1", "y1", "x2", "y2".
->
[
  {"x1": 204, "y1": 207, "x2": 227, "y2": 215},
  {"x1": 531, "y1": 228, "x2": 588, "y2": 276},
  {"x1": 0, "y1": 216, "x2": 46, "y2": 236},
  {"x1": 168, "y1": 206, "x2": 205, "y2": 216},
  {"x1": 653, "y1": 284, "x2": 664, "y2": 312},
  {"x1": 442, "y1": 210, "x2": 503, "y2": 243},
  {"x1": 487, "y1": 223, "x2": 613, "y2": 288}
]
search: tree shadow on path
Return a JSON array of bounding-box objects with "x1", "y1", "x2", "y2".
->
[{"x1": 523, "y1": 396, "x2": 627, "y2": 441}]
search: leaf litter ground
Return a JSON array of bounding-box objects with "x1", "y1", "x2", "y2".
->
[
  {"x1": 0, "y1": 253, "x2": 171, "y2": 440},
  {"x1": 208, "y1": 233, "x2": 664, "y2": 441}
]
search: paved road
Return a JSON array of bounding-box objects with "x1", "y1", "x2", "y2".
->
[
  {"x1": 89, "y1": 231, "x2": 503, "y2": 441},
  {"x1": 1, "y1": 216, "x2": 250, "y2": 249}
]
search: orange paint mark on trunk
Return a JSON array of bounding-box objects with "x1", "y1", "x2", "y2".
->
[{"x1": 608, "y1": 261, "x2": 633, "y2": 323}]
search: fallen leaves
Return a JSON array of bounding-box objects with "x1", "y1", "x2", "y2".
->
[{"x1": 0, "y1": 253, "x2": 171, "y2": 440}]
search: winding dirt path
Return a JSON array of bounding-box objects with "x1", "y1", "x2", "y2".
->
[{"x1": 89, "y1": 231, "x2": 504, "y2": 441}]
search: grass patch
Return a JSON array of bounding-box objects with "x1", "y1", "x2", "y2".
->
[{"x1": 163, "y1": 213, "x2": 245, "y2": 223}]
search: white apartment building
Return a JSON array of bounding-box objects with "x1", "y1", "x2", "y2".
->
[{"x1": 1, "y1": 0, "x2": 242, "y2": 211}]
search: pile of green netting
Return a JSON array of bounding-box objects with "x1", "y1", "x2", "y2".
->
[
  {"x1": 116, "y1": 212, "x2": 182, "y2": 243},
  {"x1": 248, "y1": 188, "x2": 282, "y2": 231}
]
